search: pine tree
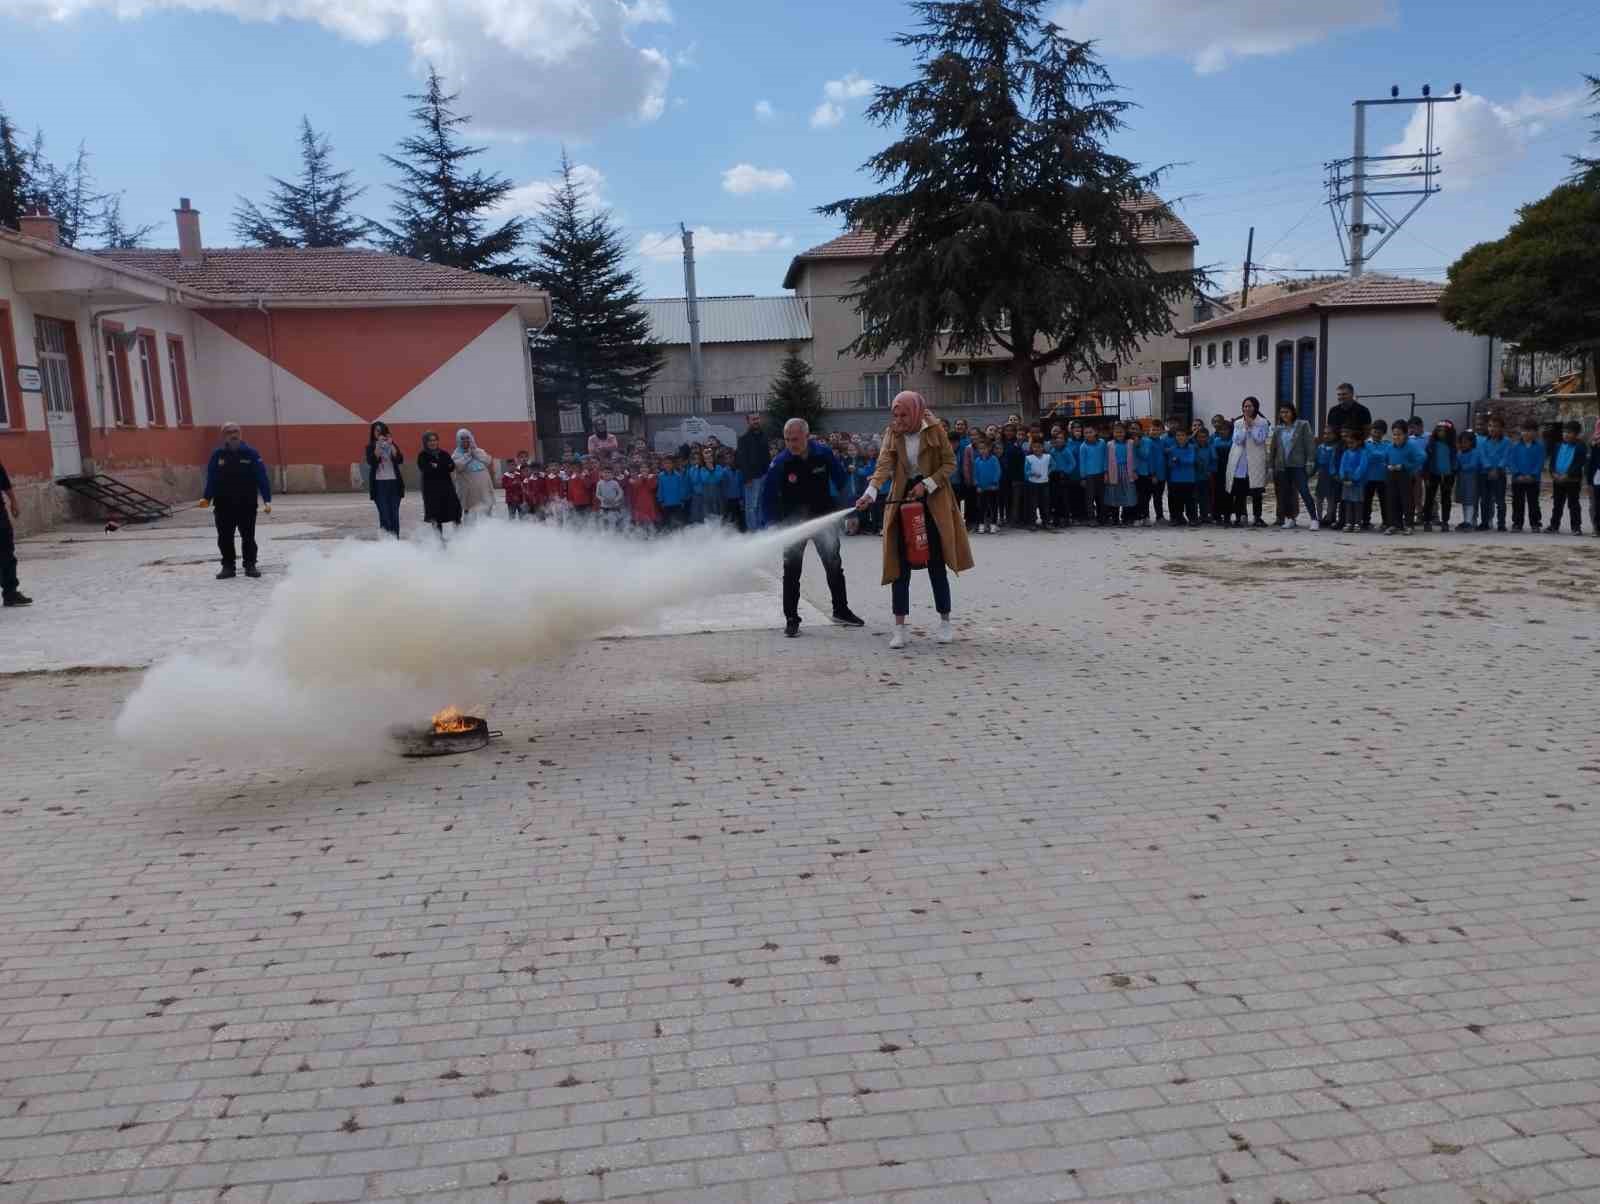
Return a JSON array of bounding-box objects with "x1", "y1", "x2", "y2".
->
[
  {"x1": 526, "y1": 154, "x2": 662, "y2": 431},
  {"x1": 376, "y1": 66, "x2": 526, "y2": 276},
  {"x1": 26, "y1": 135, "x2": 104, "y2": 247},
  {"x1": 233, "y1": 117, "x2": 371, "y2": 248},
  {"x1": 766, "y1": 350, "x2": 826, "y2": 435},
  {"x1": 820, "y1": 0, "x2": 1208, "y2": 421},
  {"x1": 0, "y1": 105, "x2": 29, "y2": 231},
  {"x1": 97, "y1": 192, "x2": 156, "y2": 249}
]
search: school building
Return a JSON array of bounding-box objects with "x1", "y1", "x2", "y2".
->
[{"x1": 0, "y1": 202, "x2": 550, "y2": 533}]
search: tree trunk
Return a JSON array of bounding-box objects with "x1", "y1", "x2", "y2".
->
[{"x1": 1013, "y1": 356, "x2": 1042, "y2": 424}]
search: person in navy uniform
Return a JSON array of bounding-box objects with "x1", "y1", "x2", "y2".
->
[
  {"x1": 200, "y1": 422, "x2": 272, "y2": 579},
  {"x1": 0, "y1": 457, "x2": 30, "y2": 606},
  {"x1": 762, "y1": 418, "x2": 865, "y2": 638}
]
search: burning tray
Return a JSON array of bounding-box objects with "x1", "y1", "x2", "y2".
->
[{"x1": 394, "y1": 707, "x2": 503, "y2": 758}]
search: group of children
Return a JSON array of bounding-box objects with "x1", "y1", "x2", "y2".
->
[
  {"x1": 1323, "y1": 415, "x2": 1597, "y2": 535},
  {"x1": 497, "y1": 446, "x2": 751, "y2": 531}
]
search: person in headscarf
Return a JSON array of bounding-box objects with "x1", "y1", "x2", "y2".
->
[
  {"x1": 452, "y1": 428, "x2": 495, "y2": 519},
  {"x1": 417, "y1": 430, "x2": 461, "y2": 539},
  {"x1": 856, "y1": 391, "x2": 975, "y2": 649}
]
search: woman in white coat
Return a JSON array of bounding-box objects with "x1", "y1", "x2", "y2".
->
[
  {"x1": 452, "y1": 428, "x2": 495, "y2": 519},
  {"x1": 1225, "y1": 396, "x2": 1270, "y2": 527}
]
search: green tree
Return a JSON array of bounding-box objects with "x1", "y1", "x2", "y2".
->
[
  {"x1": 1570, "y1": 72, "x2": 1600, "y2": 187},
  {"x1": 233, "y1": 117, "x2": 371, "y2": 248},
  {"x1": 766, "y1": 349, "x2": 826, "y2": 435},
  {"x1": 96, "y1": 192, "x2": 156, "y2": 249},
  {"x1": 525, "y1": 154, "x2": 661, "y2": 432},
  {"x1": 1439, "y1": 182, "x2": 1600, "y2": 390},
  {"x1": 376, "y1": 66, "x2": 526, "y2": 276},
  {"x1": 820, "y1": 0, "x2": 1208, "y2": 422},
  {"x1": 25, "y1": 134, "x2": 103, "y2": 247},
  {"x1": 0, "y1": 105, "x2": 28, "y2": 231}
]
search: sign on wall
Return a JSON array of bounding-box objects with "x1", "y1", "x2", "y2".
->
[{"x1": 16, "y1": 366, "x2": 42, "y2": 393}]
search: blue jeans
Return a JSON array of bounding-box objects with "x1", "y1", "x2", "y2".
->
[
  {"x1": 743, "y1": 480, "x2": 763, "y2": 531},
  {"x1": 1277, "y1": 465, "x2": 1316, "y2": 520},
  {"x1": 373, "y1": 479, "x2": 402, "y2": 536},
  {"x1": 892, "y1": 511, "x2": 952, "y2": 618}
]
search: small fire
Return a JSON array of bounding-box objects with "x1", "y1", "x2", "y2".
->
[{"x1": 431, "y1": 706, "x2": 475, "y2": 734}]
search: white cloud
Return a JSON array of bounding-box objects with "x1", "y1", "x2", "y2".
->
[
  {"x1": 754, "y1": 99, "x2": 775, "y2": 121},
  {"x1": 810, "y1": 72, "x2": 874, "y2": 130},
  {"x1": 491, "y1": 163, "x2": 607, "y2": 220},
  {"x1": 638, "y1": 227, "x2": 795, "y2": 259},
  {"x1": 1052, "y1": 0, "x2": 1392, "y2": 74},
  {"x1": 810, "y1": 101, "x2": 844, "y2": 129},
  {"x1": 1383, "y1": 87, "x2": 1589, "y2": 188},
  {"x1": 721, "y1": 163, "x2": 793, "y2": 195},
  {"x1": 3, "y1": 0, "x2": 675, "y2": 137},
  {"x1": 823, "y1": 72, "x2": 874, "y2": 102}
]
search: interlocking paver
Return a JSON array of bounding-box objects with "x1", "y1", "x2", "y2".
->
[{"x1": 3, "y1": 498, "x2": 1600, "y2": 1201}]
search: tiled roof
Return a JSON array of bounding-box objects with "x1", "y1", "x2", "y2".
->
[
  {"x1": 782, "y1": 194, "x2": 1198, "y2": 287},
  {"x1": 640, "y1": 295, "x2": 811, "y2": 345},
  {"x1": 1181, "y1": 275, "x2": 1446, "y2": 336},
  {"x1": 90, "y1": 247, "x2": 542, "y2": 301}
]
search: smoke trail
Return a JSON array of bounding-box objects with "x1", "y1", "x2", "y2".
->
[{"x1": 115, "y1": 511, "x2": 853, "y2": 765}]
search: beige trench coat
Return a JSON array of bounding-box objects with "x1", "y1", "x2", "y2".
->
[{"x1": 867, "y1": 419, "x2": 977, "y2": 586}]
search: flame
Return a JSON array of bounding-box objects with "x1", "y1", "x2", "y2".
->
[{"x1": 431, "y1": 706, "x2": 475, "y2": 734}]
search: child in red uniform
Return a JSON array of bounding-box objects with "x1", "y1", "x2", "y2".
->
[
  {"x1": 629, "y1": 460, "x2": 662, "y2": 528},
  {"x1": 567, "y1": 462, "x2": 594, "y2": 515},
  {"x1": 522, "y1": 462, "x2": 548, "y2": 517},
  {"x1": 500, "y1": 454, "x2": 527, "y2": 519}
]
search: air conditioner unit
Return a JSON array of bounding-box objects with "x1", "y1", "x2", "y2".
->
[{"x1": 942, "y1": 363, "x2": 971, "y2": 377}]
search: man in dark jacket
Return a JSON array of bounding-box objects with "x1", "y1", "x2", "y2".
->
[
  {"x1": 736, "y1": 413, "x2": 771, "y2": 531},
  {"x1": 201, "y1": 423, "x2": 272, "y2": 579},
  {"x1": 0, "y1": 457, "x2": 30, "y2": 606},
  {"x1": 761, "y1": 418, "x2": 864, "y2": 637},
  {"x1": 1326, "y1": 383, "x2": 1372, "y2": 435}
]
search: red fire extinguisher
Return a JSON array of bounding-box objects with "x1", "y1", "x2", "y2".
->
[{"x1": 898, "y1": 477, "x2": 931, "y2": 569}]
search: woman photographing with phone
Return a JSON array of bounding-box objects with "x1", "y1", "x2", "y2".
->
[{"x1": 365, "y1": 421, "x2": 405, "y2": 537}]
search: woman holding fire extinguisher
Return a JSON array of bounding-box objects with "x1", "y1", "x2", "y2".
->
[{"x1": 856, "y1": 391, "x2": 976, "y2": 649}]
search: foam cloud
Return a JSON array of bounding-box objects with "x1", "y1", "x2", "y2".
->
[
  {"x1": 1383, "y1": 88, "x2": 1589, "y2": 188},
  {"x1": 721, "y1": 163, "x2": 794, "y2": 195},
  {"x1": 638, "y1": 227, "x2": 795, "y2": 259},
  {"x1": 2, "y1": 0, "x2": 676, "y2": 136},
  {"x1": 1052, "y1": 0, "x2": 1392, "y2": 74}
]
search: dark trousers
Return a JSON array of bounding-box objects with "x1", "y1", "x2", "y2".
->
[
  {"x1": 1230, "y1": 477, "x2": 1263, "y2": 522},
  {"x1": 1480, "y1": 474, "x2": 1507, "y2": 527},
  {"x1": 1211, "y1": 471, "x2": 1229, "y2": 522},
  {"x1": 1048, "y1": 476, "x2": 1071, "y2": 525},
  {"x1": 1023, "y1": 482, "x2": 1048, "y2": 527},
  {"x1": 373, "y1": 479, "x2": 402, "y2": 536},
  {"x1": 1169, "y1": 482, "x2": 1197, "y2": 524},
  {"x1": 1512, "y1": 480, "x2": 1542, "y2": 529},
  {"x1": 1135, "y1": 476, "x2": 1153, "y2": 521},
  {"x1": 0, "y1": 518, "x2": 17, "y2": 595},
  {"x1": 1069, "y1": 479, "x2": 1087, "y2": 520},
  {"x1": 1151, "y1": 479, "x2": 1167, "y2": 520},
  {"x1": 961, "y1": 483, "x2": 980, "y2": 529},
  {"x1": 1591, "y1": 485, "x2": 1600, "y2": 534},
  {"x1": 661, "y1": 505, "x2": 686, "y2": 529},
  {"x1": 1006, "y1": 481, "x2": 1025, "y2": 526},
  {"x1": 1361, "y1": 482, "x2": 1381, "y2": 527},
  {"x1": 1550, "y1": 482, "x2": 1582, "y2": 530},
  {"x1": 1422, "y1": 475, "x2": 1454, "y2": 526},
  {"x1": 215, "y1": 503, "x2": 258, "y2": 568},
  {"x1": 1083, "y1": 474, "x2": 1107, "y2": 524},
  {"x1": 977, "y1": 490, "x2": 999, "y2": 526},
  {"x1": 892, "y1": 509, "x2": 950, "y2": 617},
  {"x1": 1383, "y1": 471, "x2": 1414, "y2": 528},
  {"x1": 782, "y1": 528, "x2": 848, "y2": 621}
]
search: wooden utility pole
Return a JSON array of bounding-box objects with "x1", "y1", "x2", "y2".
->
[{"x1": 1240, "y1": 226, "x2": 1255, "y2": 309}]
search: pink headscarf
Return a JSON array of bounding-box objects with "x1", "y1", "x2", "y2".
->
[
  {"x1": 890, "y1": 390, "x2": 928, "y2": 431},
  {"x1": 1592, "y1": 417, "x2": 1600, "y2": 443}
]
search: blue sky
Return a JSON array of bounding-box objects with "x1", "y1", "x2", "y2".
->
[{"x1": 1, "y1": 0, "x2": 1594, "y2": 301}]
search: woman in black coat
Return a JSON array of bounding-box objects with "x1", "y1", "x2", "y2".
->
[{"x1": 417, "y1": 430, "x2": 461, "y2": 539}]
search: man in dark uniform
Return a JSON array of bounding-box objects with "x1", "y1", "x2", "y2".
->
[
  {"x1": 200, "y1": 422, "x2": 272, "y2": 579},
  {"x1": 762, "y1": 418, "x2": 864, "y2": 638},
  {"x1": 1327, "y1": 383, "x2": 1372, "y2": 436},
  {"x1": 0, "y1": 457, "x2": 31, "y2": 606},
  {"x1": 735, "y1": 413, "x2": 771, "y2": 531}
]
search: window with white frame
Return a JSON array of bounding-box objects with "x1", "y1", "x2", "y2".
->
[
  {"x1": 862, "y1": 372, "x2": 902, "y2": 408},
  {"x1": 136, "y1": 332, "x2": 164, "y2": 425},
  {"x1": 1192, "y1": 345, "x2": 1203, "y2": 368},
  {"x1": 1256, "y1": 334, "x2": 1269, "y2": 362},
  {"x1": 1206, "y1": 343, "x2": 1216, "y2": 367},
  {"x1": 1238, "y1": 337, "x2": 1250, "y2": 365},
  {"x1": 1221, "y1": 340, "x2": 1232, "y2": 367}
]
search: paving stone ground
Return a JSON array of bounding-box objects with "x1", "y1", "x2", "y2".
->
[{"x1": 2, "y1": 499, "x2": 1598, "y2": 1204}]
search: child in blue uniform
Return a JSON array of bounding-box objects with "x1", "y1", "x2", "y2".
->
[
  {"x1": 1314, "y1": 427, "x2": 1341, "y2": 528},
  {"x1": 1338, "y1": 430, "x2": 1368, "y2": 532},
  {"x1": 1420, "y1": 421, "x2": 1459, "y2": 532},
  {"x1": 1047, "y1": 431, "x2": 1076, "y2": 529},
  {"x1": 1381, "y1": 420, "x2": 1425, "y2": 534},
  {"x1": 1165, "y1": 427, "x2": 1199, "y2": 526},
  {"x1": 1546, "y1": 420, "x2": 1588, "y2": 534},
  {"x1": 1478, "y1": 415, "x2": 1511, "y2": 530},
  {"x1": 1362, "y1": 420, "x2": 1389, "y2": 530},
  {"x1": 1508, "y1": 419, "x2": 1545, "y2": 531},
  {"x1": 1454, "y1": 430, "x2": 1481, "y2": 532},
  {"x1": 1077, "y1": 424, "x2": 1109, "y2": 525},
  {"x1": 1104, "y1": 423, "x2": 1137, "y2": 524}
]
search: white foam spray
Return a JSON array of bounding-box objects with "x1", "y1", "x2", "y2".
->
[{"x1": 114, "y1": 511, "x2": 853, "y2": 766}]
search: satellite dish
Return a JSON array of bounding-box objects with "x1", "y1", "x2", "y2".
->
[{"x1": 111, "y1": 329, "x2": 141, "y2": 351}]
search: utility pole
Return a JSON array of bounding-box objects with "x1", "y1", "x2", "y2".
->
[
  {"x1": 1240, "y1": 226, "x2": 1255, "y2": 309},
  {"x1": 680, "y1": 223, "x2": 704, "y2": 412},
  {"x1": 1327, "y1": 83, "x2": 1462, "y2": 278}
]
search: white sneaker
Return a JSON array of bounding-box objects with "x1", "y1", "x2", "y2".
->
[
  {"x1": 1279, "y1": 518, "x2": 1292, "y2": 529},
  {"x1": 937, "y1": 619, "x2": 954, "y2": 644},
  {"x1": 1310, "y1": 518, "x2": 1320, "y2": 531},
  {"x1": 889, "y1": 628, "x2": 907, "y2": 650},
  {"x1": 986, "y1": 524, "x2": 995, "y2": 534}
]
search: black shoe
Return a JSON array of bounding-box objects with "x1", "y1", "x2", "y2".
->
[
  {"x1": 216, "y1": 567, "x2": 237, "y2": 580},
  {"x1": 784, "y1": 618, "x2": 800, "y2": 638},
  {"x1": 832, "y1": 608, "x2": 865, "y2": 628},
  {"x1": 1252, "y1": 518, "x2": 1267, "y2": 528},
  {"x1": 2, "y1": 591, "x2": 32, "y2": 607},
  {"x1": 244, "y1": 566, "x2": 262, "y2": 578}
]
